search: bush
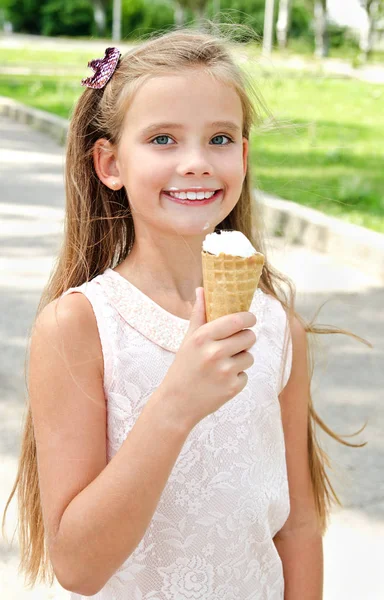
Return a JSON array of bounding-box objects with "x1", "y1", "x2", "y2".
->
[
  {"x1": 41, "y1": 0, "x2": 94, "y2": 37},
  {"x1": 103, "y1": 0, "x2": 175, "y2": 40},
  {"x1": 4, "y1": 0, "x2": 43, "y2": 34},
  {"x1": 327, "y1": 22, "x2": 359, "y2": 50},
  {"x1": 210, "y1": 0, "x2": 265, "y2": 38},
  {"x1": 290, "y1": 1, "x2": 312, "y2": 41}
]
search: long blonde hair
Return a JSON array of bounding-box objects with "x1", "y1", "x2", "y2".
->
[{"x1": 2, "y1": 23, "x2": 371, "y2": 589}]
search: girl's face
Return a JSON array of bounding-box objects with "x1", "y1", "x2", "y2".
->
[{"x1": 115, "y1": 68, "x2": 248, "y2": 237}]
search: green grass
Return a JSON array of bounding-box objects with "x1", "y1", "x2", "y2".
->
[
  {"x1": 1, "y1": 58, "x2": 384, "y2": 234},
  {"x1": 246, "y1": 69, "x2": 384, "y2": 232},
  {"x1": 277, "y1": 37, "x2": 384, "y2": 65},
  {"x1": 0, "y1": 74, "x2": 81, "y2": 118},
  {"x1": 0, "y1": 47, "x2": 96, "y2": 67}
]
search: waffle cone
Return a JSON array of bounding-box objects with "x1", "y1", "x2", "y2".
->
[{"x1": 201, "y1": 250, "x2": 265, "y2": 322}]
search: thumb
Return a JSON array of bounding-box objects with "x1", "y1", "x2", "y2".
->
[{"x1": 188, "y1": 287, "x2": 207, "y2": 332}]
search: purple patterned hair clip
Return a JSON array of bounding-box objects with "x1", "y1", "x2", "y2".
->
[{"x1": 81, "y1": 47, "x2": 121, "y2": 89}]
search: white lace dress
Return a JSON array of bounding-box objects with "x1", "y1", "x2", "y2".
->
[{"x1": 61, "y1": 267, "x2": 292, "y2": 600}]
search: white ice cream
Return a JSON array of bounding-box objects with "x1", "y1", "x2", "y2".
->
[{"x1": 202, "y1": 230, "x2": 259, "y2": 258}]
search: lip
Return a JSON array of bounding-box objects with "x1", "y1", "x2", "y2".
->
[
  {"x1": 164, "y1": 188, "x2": 220, "y2": 193},
  {"x1": 162, "y1": 189, "x2": 223, "y2": 206}
]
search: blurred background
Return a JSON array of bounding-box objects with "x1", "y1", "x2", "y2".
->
[
  {"x1": 0, "y1": 1, "x2": 383, "y2": 598},
  {"x1": 1, "y1": 0, "x2": 384, "y2": 232}
]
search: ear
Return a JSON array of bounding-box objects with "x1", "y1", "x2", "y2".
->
[
  {"x1": 242, "y1": 137, "x2": 249, "y2": 179},
  {"x1": 93, "y1": 138, "x2": 123, "y2": 190}
]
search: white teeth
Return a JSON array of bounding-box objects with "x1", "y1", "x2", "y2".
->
[{"x1": 167, "y1": 190, "x2": 216, "y2": 200}]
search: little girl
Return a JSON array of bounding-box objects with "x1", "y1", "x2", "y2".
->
[{"x1": 3, "y1": 26, "x2": 369, "y2": 600}]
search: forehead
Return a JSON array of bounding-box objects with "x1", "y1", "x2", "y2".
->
[{"x1": 122, "y1": 69, "x2": 243, "y2": 133}]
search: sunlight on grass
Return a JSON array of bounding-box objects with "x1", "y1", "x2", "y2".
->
[
  {"x1": 0, "y1": 47, "x2": 94, "y2": 67},
  {"x1": 246, "y1": 69, "x2": 384, "y2": 233}
]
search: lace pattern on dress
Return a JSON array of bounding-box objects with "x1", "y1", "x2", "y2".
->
[{"x1": 62, "y1": 269, "x2": 293, "y2": 600}]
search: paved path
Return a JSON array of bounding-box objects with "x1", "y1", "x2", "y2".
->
[{"x1": 0, "y1": 115, "x2": 383, "y2": 599}]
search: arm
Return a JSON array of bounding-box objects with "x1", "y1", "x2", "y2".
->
[
  {"x1": 273, "y1": 315, "x2": 324, "y2": 600},
  {"x1": 30, "y1": 294, "x2": 192, "y2": 596}
]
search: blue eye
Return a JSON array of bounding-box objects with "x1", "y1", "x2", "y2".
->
[
  {"x1": 151, "y1": 135, "x2": 172, "y2": 145},
  {"x1": 211, "y1": 135, "x2": 233, "y2": 145},
  {"x1": 150, "y1": 134, "x2": 234, "y2": 145}
]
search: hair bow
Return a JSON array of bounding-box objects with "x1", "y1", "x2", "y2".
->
[{"x1": 81, "y1": 47, "x2": 121, "y2": 89}]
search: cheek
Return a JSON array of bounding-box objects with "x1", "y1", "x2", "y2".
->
[
  {"x1": 223, "y1": 162, "x2": 244, "y2": 187},
  {"x1": 218, "y1": 149, "x2": 244, "y2": 172},
  {"x1": 134, "y1": 151, "x2": 173, "y2": 186}
]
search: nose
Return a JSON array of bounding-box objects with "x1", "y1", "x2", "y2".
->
[{"x1": 177, "y1": 147, "x2": 213, "y2": 177}]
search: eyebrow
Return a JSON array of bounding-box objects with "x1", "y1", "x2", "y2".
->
[{"x1": 140, "y1": 121, "x2": 242, "y2": 137}]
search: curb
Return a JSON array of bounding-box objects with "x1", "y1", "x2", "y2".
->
[
  {"x1": 255, "y1": 191, "x2": 384, "y2": 284},
  {"x1": 0, "y1": 96, "x2": 68, "y2": 145},
  {"x1": 1, "y1": 95, "x2": 384, "y2": 284}
]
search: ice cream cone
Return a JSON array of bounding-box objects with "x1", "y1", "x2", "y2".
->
[{"x1": 201, "y1": 249, "x2": 264, "y2": 322}]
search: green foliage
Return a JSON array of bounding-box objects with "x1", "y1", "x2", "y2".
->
[
  {"x1": 290, "y1": 0, "x2": 312, "y2": 40},
  {"x1": 327, "y1": 22, "x2": 359, "y2": 50},
  {"x1": 0, "y1": 0, "x2": 13, "y2": 26},
  {"x1": 0, "y1": 0, "x2": 364, "y2": 52},
  {"x1": 3, "y1": 0, "x2": 43, "y2": 33},
  {"x1": 215, "y1": 0, "x2": 265, "y2": 37},
  {"x1": 118, "y1": 0, "x2": 174, "y2": 40},
  {"x1": 40, "y1": 0, "x2": 94, "y2": 37}
]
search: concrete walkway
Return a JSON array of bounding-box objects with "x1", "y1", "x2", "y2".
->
[{"x1": 0, "y1": 115, "x2": 383, "y2": 599}]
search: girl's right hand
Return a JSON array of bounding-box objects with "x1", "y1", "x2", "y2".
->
[{"x1": 160, "y1": 286, "x2": 257, "y2": 430}]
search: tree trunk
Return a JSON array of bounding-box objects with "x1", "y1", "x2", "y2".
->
[
  {"x1": 361, "y1": 14, "x2": 374, "y2": 59},
  {"x1": 193, "y1": 6, "x2": 206, "y2": 31},
  {"x1": 359, "y1": 0, "x2": 377, "y2": 61},
  {"x1": 263, "y1": 0, "x2": 276, "y2": 55},
  {"x1": 93, "y1": 0, "x2": 107, "y2": 37},
  {"x1": 212, "y1": 0, "x2": 220, "y2": 22},
  {"x1": 174, "y1": 4, "x2": 185, "y2": 27},
  {"x1": 314, "y1": 0, "x2": 328, "y2": 58},
  {"x1": 276, "y1": 0, "x2": 292, "y2": 50},
  {"x1": 112, "y1": 0, "x2": 122, "y2": 42}
]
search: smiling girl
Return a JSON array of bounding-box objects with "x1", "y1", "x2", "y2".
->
[{"x1": 3, "y1": 26, "x2": 369, "y2": 600}]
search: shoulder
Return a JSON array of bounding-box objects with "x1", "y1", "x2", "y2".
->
[
  {"x1": 33, "y1": 292, "x2": 104, "y2": 378},
  {"x1": 35, "y1": 292, "x2": 98, "y2": 337}
]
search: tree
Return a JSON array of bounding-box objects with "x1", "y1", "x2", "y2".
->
[
  {"x1": 276, "y1": 0, "x2": 292, "y2": 49},
  {"x1": 359, "y1": 0, "x2": 384, "y2": 59},
  {"x1": 174, "y1": 2, "x2": 186, "y2": 26},
  {"x1": 314, "y1": 0, "x2": 328, "y2": 57},
  {"x1": 175, "y1": 0, "x2": 209, "y2": 30},
  {"x1": 263, "y1": 0, "x2": 275, "y2": 54},
  {"x1": 112, "y1": 0, "x2": 121, "y2": 41},
  {"x1": 92, "y1": 0, "x2": 109, "y2": 37}
]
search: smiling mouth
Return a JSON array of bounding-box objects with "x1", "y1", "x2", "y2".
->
[
  {"x1": 165, "y1": 189, "x2": 221, "y2": 196},
  {"x1": 162, "y1": 189, "x2": 223, "y2": 205},
  {"x1": 163, "y1": 189, "x2": 222, "y2": 199}
]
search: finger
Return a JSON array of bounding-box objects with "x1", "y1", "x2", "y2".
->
[
  {"x1": 220, "y1": 329, "x2": 256, "y2": 357},
  {"x1": 231, "y1": 350, "x2": 255, "y2": 372},
  {"x1": 208, "y1": 312, "x2": 256, "y2": 341}
]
